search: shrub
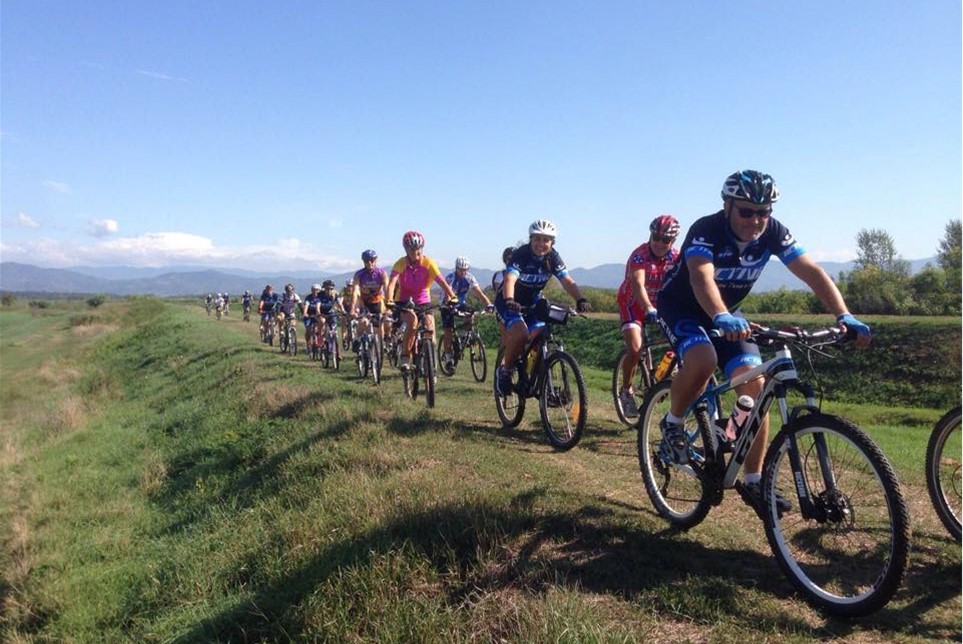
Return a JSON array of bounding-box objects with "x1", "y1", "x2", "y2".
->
[
  {"x1": 86, "y1": 294, "x2": 107, "y2": 308},
  {"x1": 1, "y1": 293, "x2": 14, "y2": 307},
  {"x1": 28, "y1": 300, "x2": 49, "y2": 309}
]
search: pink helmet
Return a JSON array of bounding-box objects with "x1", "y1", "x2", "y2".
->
[
  {"x1": 649, "y1": 214, "x2": 680, "y2": 238},
  {"x1": 402, "y1": 230, "x2": 425, "y2": 250}
]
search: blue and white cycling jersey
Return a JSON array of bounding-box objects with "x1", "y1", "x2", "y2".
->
[
  {"x1": 503, "y1": 244, "x2": 569, "y2": 306},
  {"x1": 659, "y1": 210, "x2": 805, "y2": 313},
  {"x1": 445, "y1": 271, "x2": 479, "y2": 305}
]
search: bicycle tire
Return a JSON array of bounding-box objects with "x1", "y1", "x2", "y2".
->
[
  {"x1": 926, "y1": 406, "x2": 962, "y2": 541},
  {"x1": 332, "y1": 338, "x2": 341, "y2": 371},
  {"x1": 437, "y1": 340, "x2": 456, "y2": 377},
  {"x1": 493, "y1": 346, "x2": 525, "y2": 428},
  {"x1": 469, "y1": 336, "x2": 487, "y2": 383},
  {"x1": 763, "y1": 413, "x2": 911, "y2": 617},
  {"x1": 357, "y1": 340, "x2": 368, "y2": 378},
  {"x1": 539, "y1": 351, "x2": 587, "y2": 451},
  {"x1": 423, "y1": 340, "x2": 436, "y2": 408},
  {"x1": 370, "y1": 335, "x2": 382, "y2": 385},
  {"x1": 288, "y1": 328, "x2": 298, "y2": 356},
  {"x1": 636, "y1": 379, "x2": 712, "y2": 529},
  {"x1": 611, "y1": 348, "x2": 652, "y2": 427}
]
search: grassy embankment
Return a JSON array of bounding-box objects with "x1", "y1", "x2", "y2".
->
[{"x1": 1, "y1": 298, "x2": 959, "y2": 642}]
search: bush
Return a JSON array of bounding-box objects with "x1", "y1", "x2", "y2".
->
[
  {"x1": 86, "y1": 294, "x2": 107, "y2": 308},
  {"x1": 28, "y1": 300, "x2": 49, "y2": 309},
  {"x1": 1, "y1": 293, "x2": 14, "y2": 307}
]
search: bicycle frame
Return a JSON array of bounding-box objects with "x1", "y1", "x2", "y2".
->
[{"x1": 688, "y1": 340, "x2": 830, "y2": 520}]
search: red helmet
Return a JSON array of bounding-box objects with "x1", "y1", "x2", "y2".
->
[
  {"x1": 402, "y1": 230, "x2": 425, "y2": 250},
  {"x1": 649, "y1": 215, "x2": 680, "y2": 238}
]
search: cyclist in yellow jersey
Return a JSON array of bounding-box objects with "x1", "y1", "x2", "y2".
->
[{"x1": 386, "y1": 230, "x2": 458, "y2": 370}]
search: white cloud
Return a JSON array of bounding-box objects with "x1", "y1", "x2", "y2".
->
[
  {"x1": 17, "y1": 212, "x2": 40, "y2": 228},
  {"x1": 89, "y1": 218, "x2": 119, "y2": 237},
  {"x1": 43, "y1": 181, "x2": 72, "y2": 195},
  {"x1": 136, "y1": 69, "x2": 188, "y2": 83},
  {"x1": 0, "y1": 232, "x2": 356, "y2": 272},
  {"x1": 808, "y1": 248, "x2": 858, "y2": 263},
  {"x1": 328, "y1": 219, "x2": 344, "y2": 228}
]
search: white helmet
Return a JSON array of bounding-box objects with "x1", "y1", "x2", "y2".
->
[
  {"x1": 311, "y1": 283, "x2": 322, "y2": 291},
  {"x1": 455, "y1": 256, "x2": 470, "y2": 270},
  {"x1": 528, "y1": 219, "x2": 557, "y2": 239}
]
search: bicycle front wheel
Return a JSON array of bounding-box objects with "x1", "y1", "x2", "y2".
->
[
  {"x1": 469, "y1": 336, "x2": 487, "y2": 382},
  {"x1": 926, "y1": 406, "x2": 962, "y2": 541},
  {"x1": 288, "y1": 328, "x2": 298, "y2": 356},
  {"x1": 637, "y1": 380, "x2": 711, "y2": 529},
  {"x1": 423, "y1": 340, "x2": 436, "y2": 408},
  {"x1": 763, "y1": 414, "x2": 910, "y2": 617},
  {"x1": 370, "y1": 335, "x2": 383, "y2": 385},
  {"x1": 437, "y1": 340, "x2": 455, "y2": 377},
  {"x1": 611, "y1": 348, "x2": 651, "y2": 427},
  {"x1": 539, "y1": 351, "x2": 586, "y2": 451}
]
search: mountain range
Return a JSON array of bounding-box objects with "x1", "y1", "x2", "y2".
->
[{"x1": 0, "y1": 258, "x2": 938, "y2": 298}]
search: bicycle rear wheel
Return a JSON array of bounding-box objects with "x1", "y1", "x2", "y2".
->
[
  {"x1": 637, "y1": 380, "x2": 712, "y2": 529},
  {"x1": 493, "y1": 346, "x2": 525, "y2": 428},
  {"x1": 437, "y1": 340, "x2": 455, "y2": 377},
  {"x1": 763, "y1": 414, "x2": 910, "y2": 617},
  {"x1": 611, "y1": 348, "x2": 651, "y2": 427},
  {"x1": 356, "y1": 339, "x2": 368, "y2": 378},
  {"x1": 926, "y1": 406, "x2": 962, "y2": 541},
  {"x1": 469, "y1": 336, "x2": 487, "y2": 382},
  {"x1": 539, "y1": 351, "x2": 586, "y2": 451}
]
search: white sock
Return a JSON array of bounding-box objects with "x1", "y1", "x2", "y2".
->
[
  {"x1": 666, "y1": 412, "x2": 685, "y2": 425},
  {"x1": 743, "y1": 473, "x2": 761, "y2": 485}
]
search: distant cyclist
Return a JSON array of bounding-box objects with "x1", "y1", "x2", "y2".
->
[
  {"x1": 276, "y1": 283, "x2": 302, "y2": 338},
  {"x1": 440, "y1": 256, "x2": 493, "y2": 371},
  {"x1": 222, "y1": 292, "x2": 230, "y2": 315},
  {"x1": 301, "y1": 282, "x2": 334, "y2": 349},
  {"x1": 657, "y1": 169, "x2": 871, "y2": 514},
  {"x1": 491, "y1": 245, "x2": 517, "y2": 295},
  {"x1": 257, "y1": 284, "x2": 279, "y2": 340},
  {"x1": 386, "y1": 231, "x2": 459, "y2": 371},
  {"x1": 241, "y1": 290, "x2": 253, "y2": 317},
  {"x1": 615, "y1": 214, "x2": 681, "y2": 418},
  {"x1": 494, "y1": 219, "x2": 591, "y2": 395},
  {"x1": 349, "y1": 249, "x2": 390, "y2": 346}
]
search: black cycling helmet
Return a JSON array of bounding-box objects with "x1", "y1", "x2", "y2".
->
[
  {"x1": 721, "y1": 170, "x2": 780, "y2": 205},
  {"x1": 322, "y1": 279, "x2": 335, "y2": 290},
  {"x1": 502, "y1": 246, "x2": 515, "y2": 265},
  {"x1": 362, "y1": 249, "x2": 377, "y2": 262}
]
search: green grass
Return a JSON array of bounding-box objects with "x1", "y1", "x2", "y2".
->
[{"x1": 1, "y1": 300, "x2": 959, "y2": 642}]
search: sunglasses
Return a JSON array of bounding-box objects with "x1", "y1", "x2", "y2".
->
[
  {"x1": 650, "y1": 234, "x2": 676, "y2": 244},
  {"x1": 735, "y1": 206, "x2": 772, "y2": 219}
]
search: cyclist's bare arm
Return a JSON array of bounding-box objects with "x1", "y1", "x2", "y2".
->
[
  {"x1": 629, "y1": 267, "x2": 653, "y2": 310},
  {"x1": 787, "y1": 254, "x2": 869, "y2": 348},
  {"x1": 559, "y1": 275, "x2": 584, "y2": 305},
  {"x1": 686, "y1": 255, "x2": 748, "y2": 341},
  {"x1": 471, "y1": 283, "x2": 492, "y2": 308},
  {"x1": 434, "y1": 274, "x2": 457, "y2": 301}
]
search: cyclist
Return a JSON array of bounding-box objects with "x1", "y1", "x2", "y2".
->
[
  {"x1": 222, "y1": 292, "x2": 230, "y2": 315},
  {"x1": 241, "y1": 290, "x2": 253, "y2": 317},
  {"x1": 440, "y1": 256, "x2": 493, "y2": 371},
  {"x1": 491, "y1": 245, "x2": 517, "y2": 295},
  {"x1": 349, "y1": 249, "x2": 390, "y2": 347},
  {"x1": 276, "y1": 283, "x2": 302, "y2": 339},
  {"x1": 340, "y1": 278, "x2": 356, "y2": 350},
  {"x1": 214, "y1": 292, "x2": 225, "y2": 314},
  {"x1": 657, "y1": 170, "x2": 871, "y2": 513},
  {"x1": 301, "y1": 283, "x2": 324, "y2": 349},
  {"x1": 205, "y1": 293, "x2": 213, "y2": 312},
  {"x1": 318, "y1": 279, "x2": 345, "y2": 353},
  {"x1": 615, "y1": 215, "x2": 681, "y2": 418},
  {"x1": 494, "y1": 219, "x2": 591, "y2": 395},
  {"x1": 386, "y1": 230, "x2": 458, "y2": 371},
  {"x1": 257, "y1": 284, "x2": 279, "y2": 340}
]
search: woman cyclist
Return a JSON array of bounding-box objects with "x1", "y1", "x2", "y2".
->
[
  {"x1": 615, "y1": 214, "x2": 681, "y2": 418},
  {"x1": 301, "y1": 283, "x2": 325, "y2": 349},
  {"x1": 440, "y1": 256, "x2": 493, "y2": 370},
  {"x1": 386, "y1": 231, "x2": 458, "y2": 371},
  {"x1": 349, "y1": 249, "x2": 390, "y2": 346},
  {"x1": 493, "y1": 219, "x2": 591, "y2": 396}
]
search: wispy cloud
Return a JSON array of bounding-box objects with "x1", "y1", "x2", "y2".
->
[
  {"x1": 43, "y1": 180, "x2": 72, "y2": 195},
  {"x1": 89, "y1": 218, "x2": 119, "y2": 237},
  {"x1": 17, "y1": 212, "x2": 41, "y2": 228},
  {"x1": 136, "y1": 69, "x2": 188, "y2": 83},
  {"x1": 328, "y1": 219, "x2": 344, "y2": 229}
]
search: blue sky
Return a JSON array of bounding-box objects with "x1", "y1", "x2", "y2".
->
[{"x1": 2, "y1": 1, "x2": 960, "y2": 273}]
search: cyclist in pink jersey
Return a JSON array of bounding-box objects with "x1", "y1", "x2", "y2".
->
[
  {"x1": 386, "y1": 230, "x2": 458, "y2": 370},
  {"x1": 615, "y1": 214, "x2": 681, "y2": 418}
]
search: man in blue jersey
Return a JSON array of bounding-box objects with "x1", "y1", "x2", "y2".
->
[{"x1": 657, "y1": 170, "x2": 871, "y2": 514}]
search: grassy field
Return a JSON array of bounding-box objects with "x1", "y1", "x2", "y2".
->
[{"x1": 1, "y1": 299, "x2": 959, "y2": 642}]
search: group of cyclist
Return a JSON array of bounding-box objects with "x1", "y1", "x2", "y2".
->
[{"x1": 234, "y1": 169, "x2": 875, "y2": 516}]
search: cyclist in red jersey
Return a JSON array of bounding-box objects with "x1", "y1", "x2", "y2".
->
[{"x1": 615, "y1": 215, "x2": 681, "y2": 418}]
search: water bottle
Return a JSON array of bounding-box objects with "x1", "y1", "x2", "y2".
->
[
  {"x1": 525, "y1": 346, "x2": 539, "y2": 375},
  {"x1": 725, "y1": 395, "x2": 755, "y2": 442},
  {"x1": 654, "y1": 351, "x2": 675, "y2": 381}
]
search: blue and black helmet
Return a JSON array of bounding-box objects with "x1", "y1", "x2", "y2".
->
[
  {"x1": 721, "y1": 170, "x2": 780, "y2": 205},
  {"x1": 361, "y1": 249, "x2": 378, "y2": 261}
]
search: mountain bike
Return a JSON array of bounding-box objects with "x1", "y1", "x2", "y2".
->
[
  {"x1": 611, "y1": 322, "x2": 676, "y2": 426},
  {"x1": 353, "y1": 311, "x2": 384, "y2": 385},
  {"x1": 343, "y1": 316, "x2": 358, "y2": 353},
  {"x1": 281, "y1": 314, "x2": 298, "y2": 356},
  {"x1": 260, "y1": 313, "x2": 275, "y2": 346},
  {"x1": 926, "y1": 406, "x2": 961, "y2": 541},
  {"x1": 242, "y1": 303, "x2": 251, "y2": 322},
  {"x1": 318, "y1": 313, "x2": 341, "y2": 370},
  {"x1": 305, "y1": 315, "x2": 323, "y2": 361},
  {"x1": 637, "y1": 325, "x2": 910, "y2": 616},
  {"x1": 215, "y1": 302, "x2": 223, "y2": 320},
  {"x1": 205, "y1": 300, "x2": 212, "y2": 316},
  {"x1": 438, "y1": 307, "x2": 488, "y2": 382},
  {"x1": 384, "y1": 310, "x2": 404, "y2": 369},
  {"x1": 390, "y1": 301, "x2": 440, "y2": 408},
  {"x1": 493, "y1": 300, "x2": 587, "y2": 451}
]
